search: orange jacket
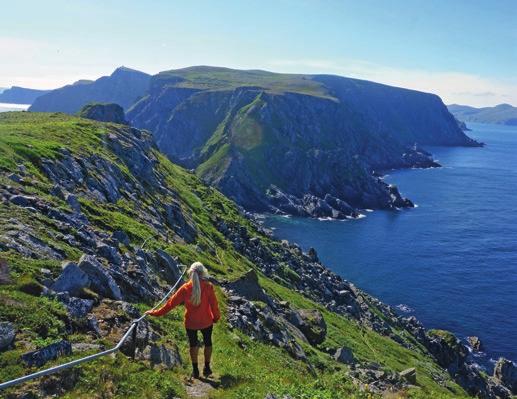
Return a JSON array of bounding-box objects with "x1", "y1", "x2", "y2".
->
[{"x1": 148, "y1": 280, "x2": 220, "y2": 330}]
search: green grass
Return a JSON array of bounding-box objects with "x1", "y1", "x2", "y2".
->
[
  {"x1": 153, "y1": 66, "x2": 335, "y2": 99},
  {"x1": 0, "y1": 112, "x2": 469, "y2": 398}
]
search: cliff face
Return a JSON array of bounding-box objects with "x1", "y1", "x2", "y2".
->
[
  {"x1": 0, "y1": 86, "x2": 50, "y2": 105},
  {"x1": 0, "y1": 112, "x2": 509, "y2": 398},
  {"x1": 128, "y1": 67, "x2": 476, "y2": 217},
  {"x1": 29, "y1": 67, "x2": 151, "y2": 114}
]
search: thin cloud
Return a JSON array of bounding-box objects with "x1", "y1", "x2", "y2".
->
[{"x1": 267, "y1": 58, "x2": 517, "y2": 107}]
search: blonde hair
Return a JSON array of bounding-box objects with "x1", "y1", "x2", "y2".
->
[{"x1": 188, "y1": 262, "x2": 209, "y2": 306}]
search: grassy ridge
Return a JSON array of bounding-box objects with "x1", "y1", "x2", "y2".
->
[{"x1": 0, "y1": 112, "x2": 467, "y2": 398}]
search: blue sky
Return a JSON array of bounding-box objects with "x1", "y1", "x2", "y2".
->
[{"x1": 1, "y1": 0, "x2": 515, "y2": 106}]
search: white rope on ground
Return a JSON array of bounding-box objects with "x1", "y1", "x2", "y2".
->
[{"x1": 0, "y1": 264, "x2": 187, "y2": 391}]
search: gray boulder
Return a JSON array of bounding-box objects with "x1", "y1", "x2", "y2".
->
[
  {"x1": 96, "y1": 242, "x2": 122, "y2": 266},
  {"x1": 111, "y1": 230, "x2": 130, "y2": 246},
  {"x1": 288, "y1": 308, "x2": 327, "y2": 346},
  {"x1": 226, "y1": 269, "x2": 271, "y2": 303},
  {"x1": 154, "y1": 249, "x2": 181, "y2": 282},
  {"x1": 66, "y1": 297, "x2": 94, "y2": 319},
  {"x1": 0, "y1": 322, "x2": 16, "y2": 351},
  {"x1": 51, "y1": 261, "x2": 90, "y2": 296},
  {"x1": 334, "y1": 346, "x2": 355, "y2": 364},
  {"x1": 142, "y1": 344, "x2": 182, "y2": 369},
  {"x1": 78, "y1": 254, "x2": 122, "y2": 300},
  {"x1": 22, "y1": 340, "x2": 72, "y2": 367},
  {"x1": 494, "y1": 358, "x2": 517, "y2": 393},
  {"x1": 399, "y1": 367, "x2": 417, "y2": 385}
]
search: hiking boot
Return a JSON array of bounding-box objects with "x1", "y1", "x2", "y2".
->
[
  {"x1": 192, "y1": 363, "x2": 200, "y2": 379},
  {"x1": 203, "y1": 364, "x2": 212, "y2": 377}
]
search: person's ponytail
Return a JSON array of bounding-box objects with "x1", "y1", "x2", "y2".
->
[{"x1": 188, "y1": 262, "x2": 209, "y2": 306}]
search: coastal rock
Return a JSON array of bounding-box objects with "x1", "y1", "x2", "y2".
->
[
  {"x1": 0, "y1": 322, "x2": 16, "y2": 351},
  {"x1": 494, "y1": 358, "x2": 517, "y2": 393},
  {"x1": 51, "y1": 261, "x2": 90, "y2": 296},
  {"x1": 426, "y1": 329, "x2": 468, "y2": 373},
  {"x1": 467, "y1": 336, "x2": 484, "y2": 352}
]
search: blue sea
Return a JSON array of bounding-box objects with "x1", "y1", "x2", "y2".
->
[
  {"x1": 265, "y1": 123, "x2": 517, "y2": 370},
  {"x1": 0, "y1": 103, "x2": 30, "y2": 113}
]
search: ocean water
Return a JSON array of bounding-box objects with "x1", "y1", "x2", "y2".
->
[
  {"x1": 265, "y1": 123, "x2": 517, "y2": 369},
  {"x1": 0, "y1": 103, "x2": 30, "y2": 113}
]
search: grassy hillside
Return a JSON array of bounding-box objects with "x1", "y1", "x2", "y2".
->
[{"x1": 0, "y1": 112, "x2": 470, "y2": 398}]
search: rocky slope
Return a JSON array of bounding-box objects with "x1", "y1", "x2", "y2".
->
[
  {"x1": 127, "y1": 66, "x2": 478, "y2": 218},
  {"x1": 0, "y1": 111, "x2": 513, "y2": 399},
  {"x1": 29, "y1": 67, "x2": 150, "y2": 114},
  {"x1": 448, "y1": 103, "x2": 517, "y2": 126},
  {"x1": 0, "y1": 87, "x2": 51, "y2": 105}
]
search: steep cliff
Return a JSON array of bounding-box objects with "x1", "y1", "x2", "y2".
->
[
  {"x1": 2, "y1": 112, "x2": 508, "y2": 398},
  {"x1": 29, "y1": 67, "x2": 150, "y2": 114},
  {"x1": 128, "y1": 67, "x2": 477, "y2": 217}
]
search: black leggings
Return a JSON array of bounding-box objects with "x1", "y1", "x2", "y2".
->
[{"x1": 186, "y1": 326, "x2": 213, "y2": 348}]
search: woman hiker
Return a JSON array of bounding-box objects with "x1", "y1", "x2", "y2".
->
[{"x1": 146, "y1": 262, "x2": 220, "y2": 378}]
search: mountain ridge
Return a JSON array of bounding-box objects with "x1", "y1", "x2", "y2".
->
[
  {"x1": 29, "y1": 67, "x2": 151, "y2": 114},
  {"x1": 448, "y1": 103, "x2": 517, "y2": 126},
  {"x1": 128, "y1": 66, "x2": 479, "y2": 218},
  {"x1": 0, "y1": 86, "x2": 51, "y2": 105}
]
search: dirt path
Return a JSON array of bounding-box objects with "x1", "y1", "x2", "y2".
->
[{"x1": 184, "y1": 376, "x2": 219, "y2": 398}]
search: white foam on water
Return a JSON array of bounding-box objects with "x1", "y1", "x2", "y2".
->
[{"x1": 395, "y1": 304, "x2": 414, "y2": 313}]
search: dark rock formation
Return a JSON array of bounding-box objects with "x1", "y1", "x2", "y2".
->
[
  {"x1": 494, "y1": 358, "x2": 517, "y2": 394},
  {"x1": 78, "y1": 255, "x2": 122, "y2": 300},
  {"x1": 0, "y1": 322, "x2": 16, "y2": 351},
  {"x1": 78, "y1": 103, "x2": 128, "y2": 125},
  {"x1": 51, "y1": 261, "x2": 90, "y2": 296},
  {"x1": 467, "y1": 336, "x2": 484, "y2": 352},
  {"x1": 287, "y1": 308, "x2": 327, "y2": 346},
  {"x1": 21, "y1": 340, "x2": 72, "y2": 367}
]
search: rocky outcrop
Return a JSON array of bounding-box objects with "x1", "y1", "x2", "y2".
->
[
  {"x1": 78, "y1": 103, "x2": 128, "y2": 125},
  {"x1": 51, "y1": 261, "x2": 90, "y2": 296},
  {"x1": 467, "y1": 336, "x2": 484, "y2": 352},
  {"x1": 226, "y1": 295, "x2": 307, "y2": 361},
  {"x1": 287, "y1": 309, "x2": 326, "y2": 346},
  {"x1": 77, "y1": 255, "x2": 122, "y2": 300},
  {"x1": 21, "y1": 340, "x2": 72, "y2": 367},
  {"x1": 334, "y1": 347, "x2": 355, "y2": 365},
  {"x1": 494, "y1": 358, "x2": 517, "y2": 394}
]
